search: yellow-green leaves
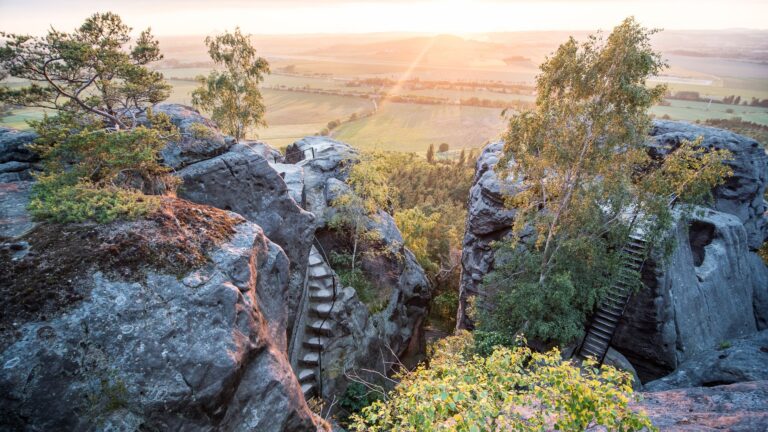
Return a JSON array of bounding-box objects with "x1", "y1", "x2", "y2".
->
[
  {"x1": 192, "y1": 27, "x2": 269, "y2": 141},
  {"x1": 350, "y1": 332, "x2": 656, "y2": 431}
]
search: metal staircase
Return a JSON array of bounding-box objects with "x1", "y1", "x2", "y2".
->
[
  {"x1": 575, "y1": 231, "x2": 649, "y2": 365},
  {"x1": 289, "y1": 242, "x2": 338, "y2": 399}
]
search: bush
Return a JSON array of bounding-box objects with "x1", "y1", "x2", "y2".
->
[
  {"x1": 27, "y1": 112, "x2": 178, "y2": 223},
  {"x1": 350, "y1": 332, "x2": 656, "y2": 431},
  {"x1": 329, "y1": 251, "x2": 387, "y2": 313}
]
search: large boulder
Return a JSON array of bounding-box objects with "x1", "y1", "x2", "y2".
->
[
  {"x1": 0, "y1": 199, "x2": 323, "y2": 431},
  {"x1": 456, "y1": 141, "x2": 516, "y2": 330},
  {"x1": 148, "y1": 104, "x2": 236, "y2": 170},
  {"x1": 612, "y1": 208, "x2": 768, "y2": 380},
  {"x1": 636, "y1": 380, "x2": 768, "y2": 431},
  {"x1": 177, "y1": 143, "x2": 316, "y2": 330},
  {"x1": 457, "y1": 121, "x2": 768, "y2": 382},
  {"x1": 285, "y1": 136, "x2": 359, "y2": 219},
  {"x1": 649, "y1": 121, "x2": 768, "y2": 250},
  {"x1": 0, "y1": 127, "x2": 39, "y2": 183},
  {"x1": 644, "y1": 330, "x2": 768, "y2": 391}
]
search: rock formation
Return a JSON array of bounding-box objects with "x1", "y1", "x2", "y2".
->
[
  {"x1": 0, "y1": 104, "x2": 429, "y2": 429},
  {"x1": 0, "y1": 199, "x2": 322, "y2": 431},
  {"x1": 0, "y1": 127, "x2": 39, "y2": 183},
  {"x1": 458, "y1": 121, "x2": 768, "y2": 383},
  {"x1": 636, "y1": 380, "x2": 768, "y2": 431}
]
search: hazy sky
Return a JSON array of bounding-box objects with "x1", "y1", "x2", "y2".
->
[{"x1": 1, "y1": 0, "x2": 766, "y2": 35}]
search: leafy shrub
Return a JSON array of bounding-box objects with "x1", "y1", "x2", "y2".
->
[
  {"x1": 28, "y1": 111, "x2": 178, "y2": 223},
  {"x1": 329, "y1": 251, "x2": 387, "y2": 313},
  {"x1": 350, "y1": 332, "x2": 656, "y2": 431}
]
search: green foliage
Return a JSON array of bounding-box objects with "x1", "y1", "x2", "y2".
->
[
  {"x1": 29, "y1": 180, "x2": 159, "y2": 224},
  {"x1": 373, "y1": 151, "x2": 474, "y2": 329},
  {"x1": 192, "y1": 27, "x2": 269, "y2": 141},
  {"x1": 350, "y1": 332, "x2": 656, "y2": 431},
  {"x1": 718, "y1": 340, "x2": 733, "y2": 350},
  {"x1": 0, "y1": 12, "x2": 169, "y2": 129},
  {"x1": 480, "y1": 18, "x2": 732, "y2": 345},
  {"x1": 329, "y1": 251, "x2": 386, "y2": 313},
  {"x1": 27, "y1": 111, "x2": 177, "y2": 223},
  {"x1": 340, "y1": 382, "x2": 384, "y2": 418},
  {"x1": 471, "y1": 330, "x2": 519, "y2": 358},
  {"x1": 394, "y1": 207, "x2": 442, "y2": 273}
]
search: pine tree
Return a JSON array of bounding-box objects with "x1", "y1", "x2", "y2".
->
[
  {"x1": 458, "y1": 149, "x2": 466, "y2": 167},
  {"x1": 426, "y1": 143, "x2": 435, "y2": 163}
]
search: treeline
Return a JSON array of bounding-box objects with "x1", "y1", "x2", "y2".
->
[
  {"x1": 665, "y1": 90, "x2": 768, "y2": 107},
  {"x1": 345, "y1": 77, "x2": 535, "y2": 95}
]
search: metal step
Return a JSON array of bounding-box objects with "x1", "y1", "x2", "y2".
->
[
  {"x1": 304, "y1": 337, "x2": 327, "y2": 349},
  {"x1": 298, "y1": 369, "x2": 316, "y2": 382},
  {"x1": 301, "y1": 352, "x2": 320, "y2": 366},
  {"x1": 308, "y1": 319, "x2": 334, "y2": 335},
  {"x1": 309, "y1": 266, "x2": 330, "y2": 278},
  {"x1": 311, "y1": 303, "x2": 332, "y2": 318},
  {"x1": 309, "y1": 288, "x2": 333, "y2": 300},
  {"x1": 301, "y1": 383, "x2": 315, "y2": 398},
  {"x1": 308, "y1": 254, "x2": 323, "y2": 266}
]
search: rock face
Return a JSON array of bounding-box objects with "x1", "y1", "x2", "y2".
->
[
  {"x1": 637, "y1": 380, "x2": 768, "y2": 431},
  {"x1": 0, "y1": 202, "x2": 322, "y2": 431},
  {"x1": 644, "y1": 330, "x2": 768, "y2": 391},
  {"x1": 147, "y1": 104, "x2": 236, "y2": 170},
  {"x1": 0, "y1": 127, "x2": 39, "y2": 183},
  {"x1": 284, "y1": 136, "x2": 430, "y2": 398},
  {"x1": 613, "y1": 208, "x2": 768, "y2": 380},
  {"x1": 458, "y1": 121, "x2": 768, "y2": 383},
  {"x1": 650, "y1": 121, "x2": 768, "y2": 250},
  {"x1": 456, "y1": 141, "x2": 516, "y2": 330},
  {"x1": 176, "y1": 143, "x2": 316, "y2": 331}
]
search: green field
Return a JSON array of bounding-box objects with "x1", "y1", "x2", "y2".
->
[
  {"x1": 651, "y1": 99, "x2": 768, "y2": 125},
  {"x1": 331, "y1": 102, "x2": 506, "y2": 152}
]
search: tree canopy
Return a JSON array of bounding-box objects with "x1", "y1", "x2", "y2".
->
[
  {"x1": 477, "y1": 18, "x2": 731, "y2": 344},
  {"x1": 0, "y1": 12, "x2": 170, "y2": 129},
  {"x1": 192, "y1": 27, "x2": 269, "y2": 141}
]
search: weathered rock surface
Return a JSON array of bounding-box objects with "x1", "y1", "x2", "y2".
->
[
  {"x1": 0, "y1": 181, "x2": 36, "y2": 240},
  {"x1": 149, "y1": 104, "x2": 235, "y2": 170},
  {"x1": 456, "y1": 141, "x2": 516, "y2": 330},
  {"x1": 177, "y1": 143, "x2": 316, "y2": 329},
  {"x1": 637, "y1": 380, "x2": 768, "y2": 431},
  {"x1": 644, "y1": 330, "x2": 768, "y2": 391},
  {"x1": 458, "y1": 121, "x2": 768, "y2": 383},
  {"x1": 650, "y1": 121, "x2": 768, "y2": 250},
  {"x1": 285, "y1": 136, "x2": 359, "y2": 219},
  {"x1": 0, "y1": 127, "x2": 39, "y2": 183},
  {"x1": 0, "y1": 203, "x2": 322, "y2": 431},
  {"x1": 612, "y1": 208, "x2": 768, "y2": 381},
  {"x1": 284, "y1": 137, "x2": 430, "y2": 398}
]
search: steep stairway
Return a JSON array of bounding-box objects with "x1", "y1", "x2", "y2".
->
[
  {"x1": 575, "y1": 232, "x2": 649, "y2": 365},
  {"x1": 290, "y1": 244, "x2": 338, "y2": 400}
]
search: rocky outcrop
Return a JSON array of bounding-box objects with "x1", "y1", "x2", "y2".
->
[
  {"x1": 176, "y1": 143, "x2": 316, "y2": 334},
  {"x1": 0, "y1": 127, "x2": 39, "y2": 183},
  {"x1": 644, "y1": 330, "x2": 768, "y2": 391},
  {"x1": 649, "y1": 121, "x2": 768, "y2": 250},
  {"x1": 458, "y1": 121, "x2": 768, "y2": 383},
  {"x1": 612, "y1": 208, "x2": 768, "y2": 380},
  {"x1": 636, "y1": 380, "x2": 768, "y2": 431},
  {"x1": 285, "y1": 136, "x2": 359, "y2": 219},
  {"x1": 284, "y1": 136, "x2": 430, "y2": 398},
  {"x1": 0, "y1": 199, "x2": 322, "y2": 431},
  {"x1": 143, "y1": 104, "x2": 236, "y2": 170},
  {"x1": 456, "y1": 141, "x2": 516, "y2": 330}
]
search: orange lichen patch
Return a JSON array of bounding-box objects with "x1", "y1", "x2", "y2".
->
[{"x1": 0, "y1": 197, "x2": 243, "y2": 350}]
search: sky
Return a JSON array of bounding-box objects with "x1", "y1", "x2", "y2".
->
[{"x1": 0, "y1": 0, "x2": 766, "y2": 35}]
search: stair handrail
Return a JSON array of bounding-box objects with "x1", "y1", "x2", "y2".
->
[{"x1": 310, "y1": 235, "x2": 339, "y2": 399}]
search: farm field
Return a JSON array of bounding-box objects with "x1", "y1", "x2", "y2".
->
[
  {"x1": 650, "y1": 99, "x2": 768, "y2": 125},
  {"x1": 331, "y1": 102, "x2": 506, "y2": 152}
]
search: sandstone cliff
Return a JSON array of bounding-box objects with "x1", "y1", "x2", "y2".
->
[{"x1": 458, "y1": 121, "x2": 768, "y2": 383}]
